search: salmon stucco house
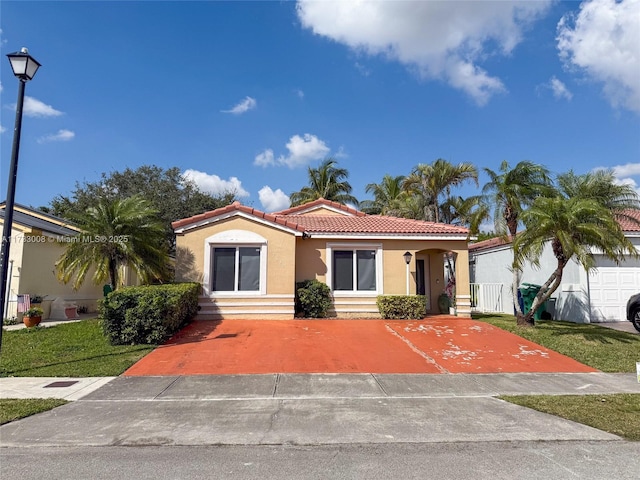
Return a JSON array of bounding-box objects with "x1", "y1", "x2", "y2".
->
[{"x1": 172, "y1": 198, "x2": 472, "y2": 319}]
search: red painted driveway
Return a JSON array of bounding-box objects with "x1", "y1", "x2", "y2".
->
[{"x1": 124, "y1": 318, "x2": 598, "y2": 376}]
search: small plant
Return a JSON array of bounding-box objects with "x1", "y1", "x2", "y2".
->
[
  {"x1": 2, "y1": 317, "x2": 19, "y2": 326},
  {"x1": 77, "y1": 305, "x2": 89, "y2": 314},
  {"x1": 24, "y1": 307, "x2": 44, "y2": 318},
  {"x1": 296, "y1": 279, "x2": 332, "y2": 318},
  {"x1": 30, "y1": 295, "x2": 44, "y2": 304},
  {"x1": 377, "y1": 295, "x2": 426, "y2": 319}
]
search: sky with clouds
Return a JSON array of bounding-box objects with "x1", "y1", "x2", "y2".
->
[{"x1": 1, "y1": 0, "x2": 639, "y2": 215}]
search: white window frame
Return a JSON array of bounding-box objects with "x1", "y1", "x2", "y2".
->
[
  {"x1": 203, "y1": 230, "x2": 267, "y2": 296},
  {"x1": 326, "y1": 243, "x2": 383, "y2": 296}
]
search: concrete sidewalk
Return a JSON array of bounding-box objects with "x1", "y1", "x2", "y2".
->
[
  {"x1": 2, "y1": 372, "x2": 638, "y2": 401},
  {"x1": 1, "y1": 373, "x2": 638, "y2": 447},
  {"x1": 0, "y1": 377, "x2": 115, "y2": 400}
]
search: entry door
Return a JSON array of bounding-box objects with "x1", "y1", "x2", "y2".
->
[{"x1": 416, "y1": 257, "x2": 431, "y2": 310}]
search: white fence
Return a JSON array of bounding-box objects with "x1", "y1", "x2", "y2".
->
[{"x1": 470, "y1": 283, "x2": 505, "y2": 313}]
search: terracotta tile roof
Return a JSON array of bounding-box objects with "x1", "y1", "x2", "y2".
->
[
  {"x1": 469, "y1": 236, "x2": 513, "y2": 252},
  {"x1": 273, "y1": 198, "x2": 366, "y2": 217},
  {"x1": 470, "y1": 209, "x2": 640, "y2": 251},
  {"x1": 617, "y1": 209, "x2": 640, "y2": 232},
  {"x1": 280, "y1": 214, "x2": 469, "y2": 235},
  {"x1": 173, "y1": 200, "x2": 469, "y2": 236},
  {"x1": 171, "y1": 201, "x2": 306, "y2": 232}
]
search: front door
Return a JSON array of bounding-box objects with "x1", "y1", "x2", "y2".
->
[{"x1": 416, "y1": 257, "x2": 431, "y2": 311}]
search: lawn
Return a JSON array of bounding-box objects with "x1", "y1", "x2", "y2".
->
[
  {"x1": 500, "y1": 394, "x2": 640, "y2": 441},
  {"x1": 0, "y1": 399, "x2": 68, "y2": 425},
  {"x1": 473, "y1": 314, "x2": 640, "y2": 372},
  {"x1": 0, "y1": 319, "x2": 154, "y2": 377},
  {"x1": 475, "y1": 314, "x2": 640, "y2": 440}
]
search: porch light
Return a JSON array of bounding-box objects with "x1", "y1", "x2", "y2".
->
[{"x1": 403, "y1": 251, "x2": 412, "y2": 295}]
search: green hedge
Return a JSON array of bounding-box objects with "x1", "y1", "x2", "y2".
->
[
  {"x1": 296, "y1": 279, "x2": 332, "y2": 318},
  {"x1": 100, "y1": 282, "x2": 200, "y2": 345},
  {"x1": 376, "y1": 295, "x2": 427, "y2": 319}
]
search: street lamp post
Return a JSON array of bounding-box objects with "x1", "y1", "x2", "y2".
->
[
  {"x1": 403, "y1": 251, "x2": 412, "y2": 295},
  {"x1": 0, "y1": 47, "x2": 41, "y2": 353}
]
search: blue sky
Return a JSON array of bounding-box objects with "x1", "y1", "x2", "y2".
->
[{"x1": 1, "y1": 0, "x2": 639, "y2": 216}]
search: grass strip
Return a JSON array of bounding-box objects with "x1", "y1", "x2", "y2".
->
[
  {"x1": 474, "y1": 314, "x2": 640, "y2": 372},
  {"x1": 0, "y1": 398, "x2": 68, "y2": 425},
  {"x1": 500, "y1": 393, "x2": 640, "y2": 441},
  {"x1": 0, "y1": 319, "x2": 154, "y2": 377}
]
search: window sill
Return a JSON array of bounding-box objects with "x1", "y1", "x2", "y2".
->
[{"x1": 332, "y1": 291, "x2": 379, "y2": 297}]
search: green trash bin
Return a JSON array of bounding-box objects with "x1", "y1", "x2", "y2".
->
[{"x1": 518, "y1": 283, "x2": 547, "y2": 320}]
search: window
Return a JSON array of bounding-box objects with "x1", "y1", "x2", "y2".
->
[
  {"x1": 212, "y1": 246, "x2": 261, "y2": 292},
  {"x1": 332, "y1": 249, "x2": 377, "y2": 292}
]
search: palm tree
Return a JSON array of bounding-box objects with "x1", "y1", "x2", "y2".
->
[
  {"x1": 392, "y1": 191, "x2": 429, "y2": 220},
  {"x1": 360, "y1": 174, "x2": 406, "y2": 215},
  {"x1": 482, "y1": 161, "x2": 552, "y2": 315},
  {"x1": 440, "y1": 195, "x2": 490, "y2": 236},
  {"x1": 56, "y1": 196, "x2": 171, "y2": 290},
  {"x1": 513, "y1": 170, "x2": 640, "y2": 326},
  {"x1": 403, "y1": 159, "x2": 478, "y2": 222},
  {"x1": 289, "y1": 158, "x2": 359, "y2": 207},
  {"x1": 482, "y1": 160, "x2": 552, "y2": 239}
]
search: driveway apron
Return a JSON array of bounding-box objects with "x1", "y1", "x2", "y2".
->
[{"x1": 123, "y1": 318, "x2": 597, "y2": 376}]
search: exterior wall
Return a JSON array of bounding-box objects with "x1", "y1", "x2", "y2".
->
[
  {"x1": 295, "y1": 237, "x2": 471, "y2": 318},
  {"x1": 20, "y1": 238, "x2": 105, "y2": 316},
  {"x1": 175, "y1": 216, "x2": 297, "y2": 319},
  {"x1": 470, "y1": 243, "x2": 586, "y2": 321},
  {"x1": 295, "y1": 238, "x2": 328, "y2": 283},
  {"x1": 3, "y1": 227, "x2": 25, "y2": 319},
  {"x1": 297, "y1": 207, "x2": 349, "y2": 216}
]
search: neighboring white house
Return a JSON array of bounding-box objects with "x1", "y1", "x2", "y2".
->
[{"x1": 469, "y1": 210, "x2": 640, "y2": 323}]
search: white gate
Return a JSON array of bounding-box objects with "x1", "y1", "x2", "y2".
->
[{"x1": 470, "y1": 283, "x2": 504, "y2": 313}]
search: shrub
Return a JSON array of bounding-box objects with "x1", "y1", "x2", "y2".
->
[
  {"x1": 296, "y1": 279, "x2": 332, "y2": 318},
  {"x1": 100, "y1": 282, "x2": 200, "y2": 345},
  {"x1": 377, "y1": 295, "x2": 427, "y2": 319}
]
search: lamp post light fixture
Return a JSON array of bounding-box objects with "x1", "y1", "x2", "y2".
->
[
  {"x1": 403, "y1": 251, "x2": 412, "y2": 295},
  {"x1": 0, "y1": 47, "x2": 41, "y2": 353}
]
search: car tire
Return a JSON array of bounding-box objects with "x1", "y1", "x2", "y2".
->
[{"x1": 631, "y1": 307, "x2": 640, "y2": 333}]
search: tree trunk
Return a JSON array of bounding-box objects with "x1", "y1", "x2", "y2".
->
[
  {"x1": 109, "y1": 259, "x2": 118, "y2": 291},
  {"x1": 516, "y1": 311, "x2": 535, "y2": 327},
  {"x1": 512, "y1": 266, "x2": 523, "y2": 316}
]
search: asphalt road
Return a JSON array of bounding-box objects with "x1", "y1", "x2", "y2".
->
[{"x1": 2, "y1": 442, "x2": 639, "y2": 480}]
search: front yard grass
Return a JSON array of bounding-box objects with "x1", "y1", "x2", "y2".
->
[
  {"x1": 473, "y1": 314, "x2": 640, "y2": 372},
  {"x1": 0, "y1": 398, "x2": 68, "y2": 425},
  {"x1": 0, "y1": 319, "x2": 154, "y2": 377},
  {"x1": 500, "y1": 394, "x2": 640, "y2": 441}
]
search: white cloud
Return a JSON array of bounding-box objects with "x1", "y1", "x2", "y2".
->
[
  {"x1": 259, "y1": 186, "x2": 290, "y2": 212},
  {"x1": 549, "y1": 76, "x2": 573, "y2": 100},
  {"x1": 254, "y1": 133, "x2": 330, "y2": 168},
  {"x1": 0, "y1": 125, "x2": 5, "y2": 134},
  {"x1": 594, "y1": 162, "x2": 640, "y2": 196},
  {"x1": 22, "y1": 96, "x2": 64, "y2": 117},
  {"x1": 182, "y1": 169, "x2": 250, "y2": 197},
  {"x1": 611, "y1": 162, "x2": 640, "y2": 178},
  {"x1": 557, "y1": 0, "x2": 640, "y2": 113},
  {"x1": 37, "y1": 129, "x2": 75, "y2": 143},
  {"x1": 296, "y1": 0, "x2": 551, "y2": 105},
  {"x1": 296, "y1": 89, "x2": 305, "y2": 99},
  {"x1": 221, "y1": 96, "x2": 257, "y2": 115},
  {"x1": 254, "y1": 149, "x2": 275, "y2": 167}
]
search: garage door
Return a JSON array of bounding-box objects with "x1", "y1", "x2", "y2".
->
[{"x1": 589, "y1": 259, "x2": 640, "y2": 322}]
